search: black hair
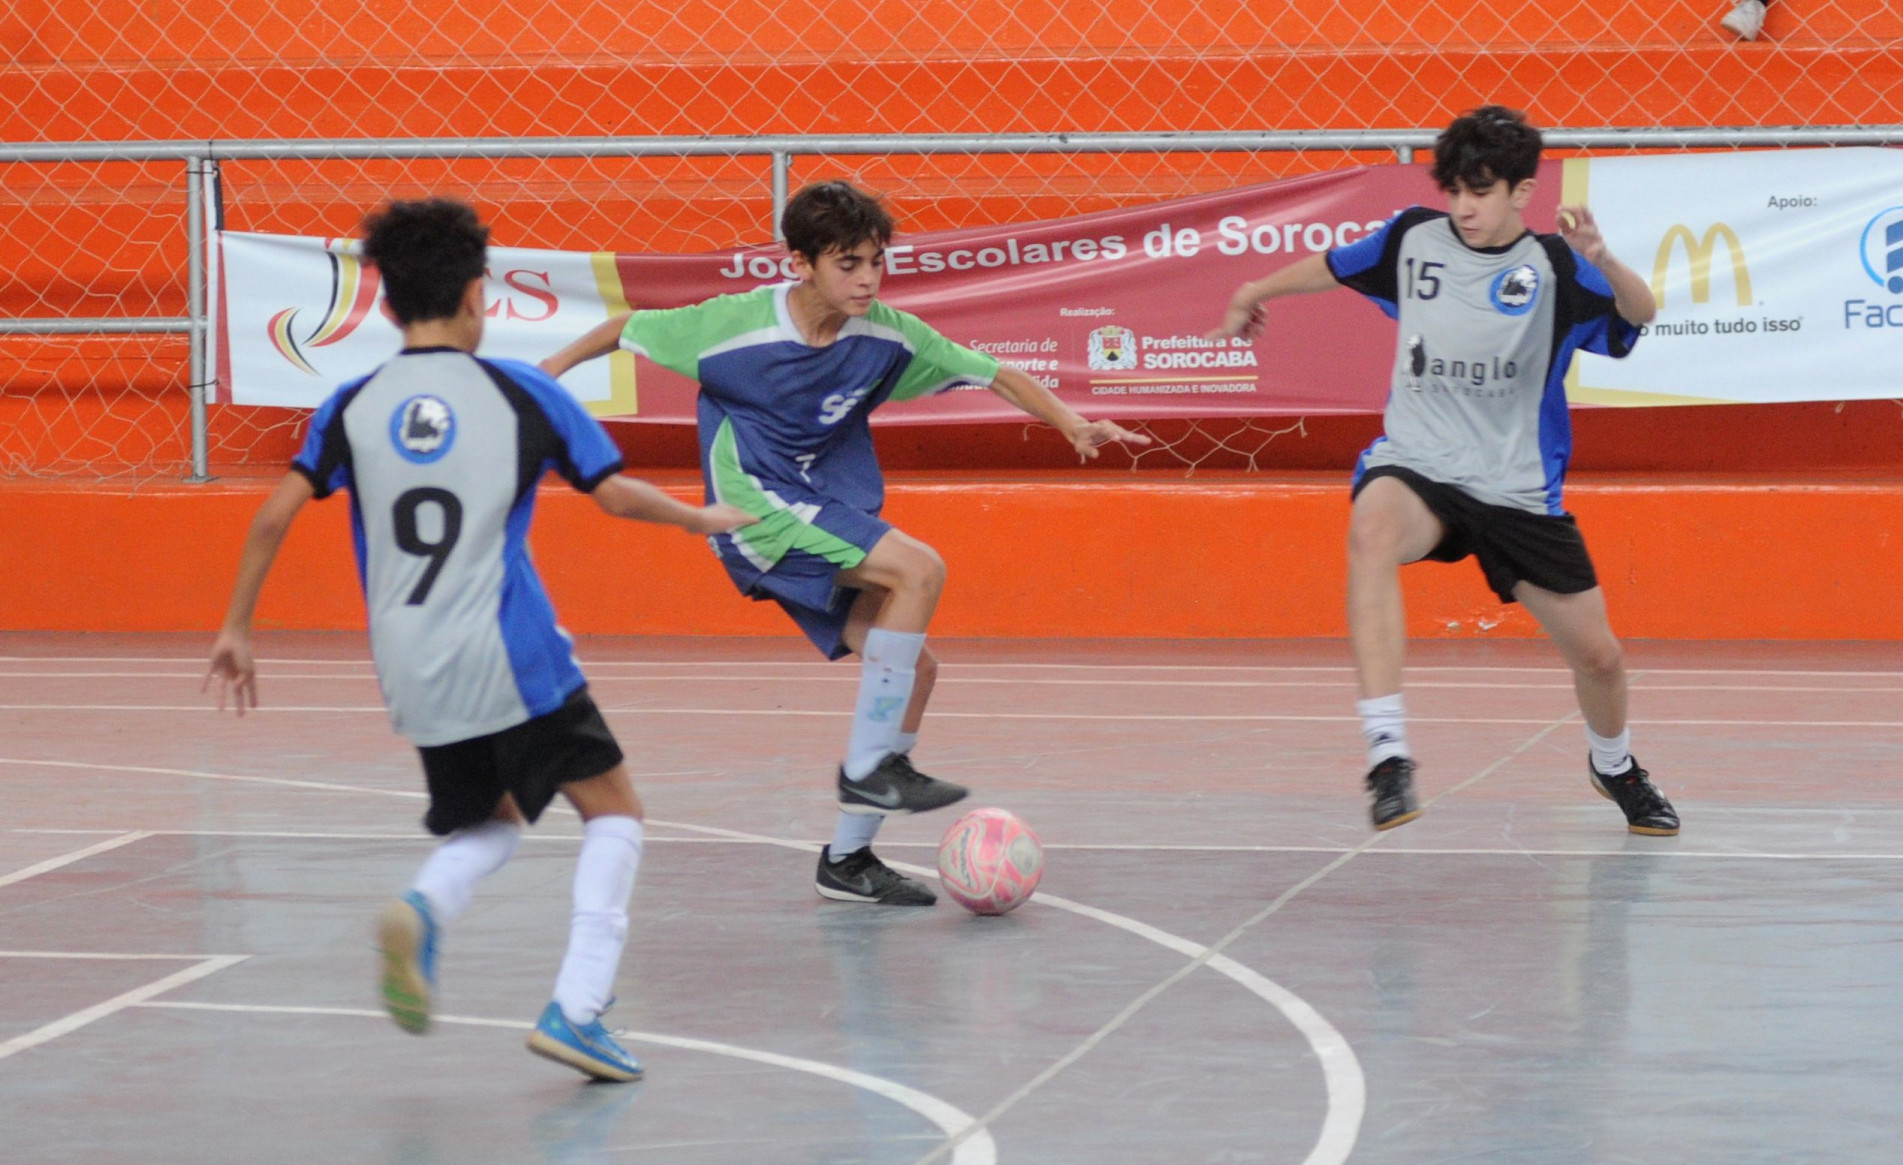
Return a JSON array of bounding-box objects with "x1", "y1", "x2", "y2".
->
[
  {"x1": 359, "y1": 197, "x2": 490, "y2": 325},
  {"x1": 781, "y1": 181, "x2": 895, "y2": 262},
  {"x1": 1431, "y1": 105, "x2": 1544, "y2": 192}
]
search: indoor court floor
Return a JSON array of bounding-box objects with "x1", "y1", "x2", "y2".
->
[{"x1": 2, "y1": 632, "x2": 1900, "y2": 1164}]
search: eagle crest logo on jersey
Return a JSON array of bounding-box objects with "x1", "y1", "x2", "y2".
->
[
  {"x1": 390, "y1": 395, "x2": 456, "y2": 464},
  {"x1": 1087, "y1": 325, "x2": 1137, "y2": 371},
  {"x1": 1490, "y1": 265, "x2": 1541, "y2": 316}
]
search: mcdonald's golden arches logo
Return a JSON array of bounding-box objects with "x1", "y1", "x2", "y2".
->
[{"x1": 1651, "y1": 224, "x2": 1753, "y2": 307}]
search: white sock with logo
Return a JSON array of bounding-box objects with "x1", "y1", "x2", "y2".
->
[
  {"x1": 553, "y1": 815, "x2": 643, "y2": 1027},
  {"x1": 829, "y1": 811, "x2": 883, "y2": 860},
  {"x1": 1357, "y1": 694, "x2": 1411, "y2": 767},
  {"x1": 842, "y1": 630, "x2": 925, "y2": 781},
  {"x1": 410, "y1": 820, "x2": 521, "y2": 923},
  {"x1": 1587, "y1": 726, "x2": 1635, "y2": 777}
]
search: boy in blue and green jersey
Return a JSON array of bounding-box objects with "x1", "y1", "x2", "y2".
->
[{"x1": 543, "y1": 181, "x2": 1148, "y2": 905}]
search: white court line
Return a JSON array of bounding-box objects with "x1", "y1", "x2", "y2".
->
[
  {"x1": 11, "y1": 670, "x2": 1903, "y2": 695},
  {"x1": 0, "y1": 831, "x2": 152, "y2": 887},
  {"x1": 0, "y1": 955, "x2": 249, "y2": 1063},
  {"x1": 9, "y1": 704, "x2": 1903, "y2": 729},
  {"x1": 0, "y1": 758, "x2": 718, "y2": 796},
  {"x1": 136, "y1": 1002, "x2": 996, "y2": 1165},
  {"x1": 11, "y1": 827, "x2": 1903, "y2": 862},
  {"x1": 649, "y1": 817, "x2": 1364, "y2": 1165},
  {"x1": 0, "y1": 950, "x2": 241, "y2": 960},
  {"x1": 0, "y1": 750, "x2": 1371, "y2": 1159},
  {"x1": 7, "y1": 655, "x2": 1903, "y2": 679}
]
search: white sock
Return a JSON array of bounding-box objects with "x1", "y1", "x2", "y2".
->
[
  {"x1": 829, "y1": 810, "x2": 883, "y2": 859},
  {"x1": 1357, "y1": 694, "x2": 1410, "y2": 766},
  {"x1": 409, "y1": 820, "x2": 521, "y2": 923},
  {"x1": 895, "y1": 730, "x2": 919, "y2": 756},
  {"x1": 553, "y1": 815, "x2": 643, "y2": 1026},
  {"x1": 842, "y1": 629, "x2": 925, "y2": 780},
  {"x1": 1587, "y1": 726, "x2": 1634, "y2": 776}
]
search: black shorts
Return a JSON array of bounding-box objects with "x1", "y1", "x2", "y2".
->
[
  {"x1": 415, "y1": 687, "x2": 624, "y2": 836},
  {"x1": 1353, "y1": 465, "x2": 1599, "y2": 605}
]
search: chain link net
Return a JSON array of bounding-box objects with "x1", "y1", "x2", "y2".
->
[{"x1": 3, "y1": 0, "x2": 1897, "y2": 477}]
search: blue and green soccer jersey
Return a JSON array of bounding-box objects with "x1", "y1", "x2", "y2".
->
[{"x1": 619, "y1": 283, "x2": 999, "y2": 656}]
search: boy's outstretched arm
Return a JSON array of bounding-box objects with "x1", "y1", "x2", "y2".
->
[
  {"x1": 987, "y1": 365, "x2": 1152, "y2": 461},
  {"x1": 1559, "y1": 204, "x2": 1657, "y2": 325},
  {"x1": 1207, "y1": 252, "x2": 1341, "y2": 340},
  {"x1": 591, "y1": 474, "x2": 758, "y2": 535},
  {"x1": 206, "y1": 472, "x2": 315, "y2": 714},
  {"x1": 541, "y1": 311, "x2": 633, "y2": 378}
]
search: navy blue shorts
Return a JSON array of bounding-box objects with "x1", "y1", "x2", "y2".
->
[{"x1": 709, "y1": 500, "x2": 891, "y2": 659}]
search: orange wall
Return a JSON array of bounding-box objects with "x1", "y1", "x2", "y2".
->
[{"x1": 5, "y1": 474, "x2": 1900, "y2": 640}]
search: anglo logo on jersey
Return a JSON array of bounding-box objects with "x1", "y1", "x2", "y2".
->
[
  {"x1": 1087, "y1": 325, "x2": 1137, "y2": 370},
  {"x1": 1490, "y1": 264, "x2": 1541, "y2": 316},
  {"x1": 391, "y1": 395, "x2": 456, "y2": 463}
]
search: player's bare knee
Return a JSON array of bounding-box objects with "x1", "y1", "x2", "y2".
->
[
  {"x1": 1573, "y1": 638, "x2": 1625, "y2": 686},
  {"x1": 900, "y1": 543, "x2": 948, "y2": 598},
  {"x1": 1347, "y1": 508, "x2": 1408, "y2": 567}
]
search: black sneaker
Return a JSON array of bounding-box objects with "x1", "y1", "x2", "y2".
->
[
  {"x1": 837, "y1": 752, "x2": 969, "y2": 816},
  {"x1": 1366, "y1": 756, "x2": 1421, "y2": 831},
  {"x1": 814, "y1": 846, "x2": 937, "y2": 906},
  {"x1": 1589, "y1": 756, "x2": 1680, "y2": 836}
]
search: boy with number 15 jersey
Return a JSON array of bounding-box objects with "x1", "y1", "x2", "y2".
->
[{"x1": 1210, "y1": 106, "x2": 1681, "y2": 840}]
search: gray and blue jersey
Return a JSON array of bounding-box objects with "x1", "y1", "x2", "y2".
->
[
  {"x1": 293, "y1": 348, "x2": 624, "y2": 746},
  {"x1": 1328, "y1": 208, "x2": 1640, "y2": 514}
]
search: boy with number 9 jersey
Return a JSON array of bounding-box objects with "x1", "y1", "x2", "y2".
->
[{"x1": 206, "y1": 198, "x2": 753, "y2": 1082}]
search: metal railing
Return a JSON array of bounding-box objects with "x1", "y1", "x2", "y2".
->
[{"x1": 4, "y1": 125, "x2": 1902, "y2": 480}]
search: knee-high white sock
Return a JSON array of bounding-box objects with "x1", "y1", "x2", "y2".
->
[
  {"x1": 409, "y1": 820, "x2": 522, "y2": 923},
  {"x1": 1357, "y1": 694, "x2": 1410, "y2": 766},
  {"x1": 829, "y1": 810, "x2": 883, "y2": 859},
  {"x1": 1586, "y1": 726, "x2": 1634, "y2": 776},
  {"x1": 843, "y1": 630, "x2": 925, "y2": 780},
  {"x1": 894, "y1": 730, "x2": 919, "y2": 756},
  {"x1": 553, "y1": 815, "x2": 643, "y2": 1026}
]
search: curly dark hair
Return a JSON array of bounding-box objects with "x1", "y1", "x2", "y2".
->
[
  {"x1": 1431, "y1": 105, "x2": 1544, "y2": 192},
  {"x1": 781, "y1": 181, "x2": 895, "y2": 262},
  {"x1": 359, "y1": 198, "x2": 490, "y2": 325}
]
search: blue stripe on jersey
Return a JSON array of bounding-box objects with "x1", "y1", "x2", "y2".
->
[
  {"x1": 1327, "y1": 210, "x2": 1440, "y2": 321},
  {"x1": 484, "y1": 358, "x2": 624, "y2": 490},
  {"x1": 498, "y1": 486, "x2": 583, "y2": 717},
  {"x1": 1562, "y1": 253, "x2": 1642, "y2": 358},
  {"x1": 292, "y1": 373, "x2": 372, "y2": 497},
  {"x1": 1537, "y1": 348, "x2": 1577, "y2": 515}
]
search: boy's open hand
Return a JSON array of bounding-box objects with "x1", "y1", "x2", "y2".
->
[
  {"x1": 691, "y1": 504, "x2": 759, "y2": 535},
  {"x1": 1557, "y1": 204, "x2": 1609, "y2": 265},
  {"x1": 1070, "y1": 419, "x2": 1153, "y2": 461},
  {"x1": 204, "y1": 631, "x2": 258, "y2": 715}
]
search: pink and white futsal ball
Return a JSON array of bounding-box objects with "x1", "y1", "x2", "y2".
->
[{"x1": 936, "y1": 807, "x2": 1044, "y2": 915}]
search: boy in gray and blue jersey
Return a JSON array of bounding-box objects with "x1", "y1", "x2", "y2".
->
[
  {"x1": 207, "y1": 199, "x2": 753, "y2": 1083},
  {"x1": 1212, "y1": 105, "x2": 1680, "y2": 838}
]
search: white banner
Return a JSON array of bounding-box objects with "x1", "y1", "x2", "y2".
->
[
  {"x1": 215, "y1": 232, "x2": 636, "y2": 413},
  {"x1": 1570, "y1": 147, "x2": 1903, "y2": 406}
]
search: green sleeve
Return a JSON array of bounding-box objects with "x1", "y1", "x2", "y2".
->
[
  {"x1": 885, "y1": 307, "x2": 1002, "y2": 402},
  {"x1": 619, "y1": 292, "x2": 779, "y2": 381}
]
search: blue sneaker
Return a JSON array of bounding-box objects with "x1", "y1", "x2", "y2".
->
[
  {"x1": 526, "y1": 1002, "x2": 644, "y2": 1082},
  {"x1": 377, "y1": 890, "x2": 437, "y2": 1035}
]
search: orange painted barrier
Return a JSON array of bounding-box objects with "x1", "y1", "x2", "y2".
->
[{"x1": 5, "y1": 472, "x2": 1900, "y2": 640}]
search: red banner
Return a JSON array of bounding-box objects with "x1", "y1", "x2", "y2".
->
[{"x1": 609, "y1": 162, "x2": 1561, "y2": 424}]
